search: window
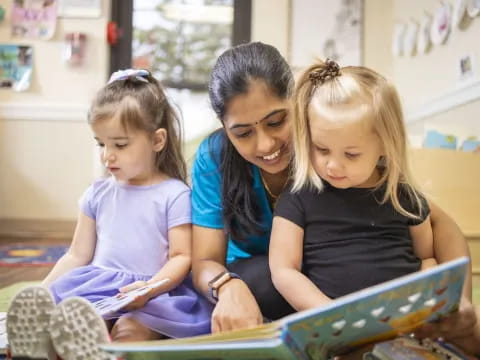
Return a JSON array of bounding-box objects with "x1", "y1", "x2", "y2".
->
[{"x1": 110, "y1": 0, "x2": 251, "y2": 90}]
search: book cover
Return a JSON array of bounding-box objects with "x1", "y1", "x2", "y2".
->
[{"x1": 102, "y1": 257, "x2": 468, "y2": 360}]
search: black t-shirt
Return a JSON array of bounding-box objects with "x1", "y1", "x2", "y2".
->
[{"x1": 274, "y1": 183, "x2": 430, "y2": 299}]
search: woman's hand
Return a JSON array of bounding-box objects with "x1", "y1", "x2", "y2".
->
[
  {"x1": 211, "y1": 279, "x2": 263, "y2": 333},
  {"x1": 414, "y1": 297, "x2": 480, "y2": 355}
]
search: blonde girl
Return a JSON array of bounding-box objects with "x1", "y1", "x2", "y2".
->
[
  {"x1": 7, "y1": 69, "x2": 212, "y2": 360},
  {"x1": 270, "y1": 59, "x2": 438, "y2": 312}
]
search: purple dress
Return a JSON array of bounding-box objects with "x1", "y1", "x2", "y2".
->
[{"x1": 50, "y1": 177, "x2": 212, "y2": 338}]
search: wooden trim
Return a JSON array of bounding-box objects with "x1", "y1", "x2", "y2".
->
[
  {"x1": 0, "y1": 102, "x2": 87, "y2": 122},
  {"x1": 0, "y1": 219, "x2": 75, "y2": 240},
  {"x1": 405, "y1": 79, "x2": 480, "y2": 123}
]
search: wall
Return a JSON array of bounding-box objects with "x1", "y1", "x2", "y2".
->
[
  {"x1": 251, "y1": 0, "x2": 290, "y2": 58},
  {"x1": 0, "y1": 0, "x2": 291, "y2": 221},
  {"x1": 363, "y1": 0, "x2": 393, "y2": 79},
  {"x1": 392, "y1": 0, "x2": 480, "y2": 140},
  {"x1": 0, "y1": 0, "x2": 110, "y2": 219},
  {"x1": 2, "y1": 0, "x2": 477, "y2": 222}
]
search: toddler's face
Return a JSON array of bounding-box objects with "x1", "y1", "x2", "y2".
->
[
  {"x1": 91, "y1": 117, "x2": 159, "y2": 185},
  {"x1": 308, "y1": 104, "x2": 383, "y2": 189}
]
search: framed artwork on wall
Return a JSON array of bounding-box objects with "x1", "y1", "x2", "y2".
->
[{"x1": 289, "y1": 0, "x2": 363, "y2": 70}]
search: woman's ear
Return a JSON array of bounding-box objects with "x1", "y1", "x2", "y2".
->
[{"x1": 153, "y1": 129, "x2": 167, "y2": 152}]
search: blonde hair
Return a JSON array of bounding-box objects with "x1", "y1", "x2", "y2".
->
[
  {"x1": 291, "y1": 60, "x2": 426, "y2": 219},
  {"x1": 87, "y1": 72, "x2": 187, "y2": 183}
]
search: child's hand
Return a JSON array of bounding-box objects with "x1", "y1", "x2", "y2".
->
[{"x1": 118, "y1": 280, "x2": 152, "y2": 311}]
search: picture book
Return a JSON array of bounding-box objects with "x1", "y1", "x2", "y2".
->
[
  {"x1": 92, "y1": 279, "x2": 169, "y2": 317},
  {"x1": 366, "y1": 336, "x2": 468, "y2": 360},
  {"x1": 102, "y1": 257, "x2": 468, "y2": 360}
]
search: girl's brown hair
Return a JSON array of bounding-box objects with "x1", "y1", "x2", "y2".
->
[{"x1": 88, "y1": 71, "x2": 186, "y2": 183}]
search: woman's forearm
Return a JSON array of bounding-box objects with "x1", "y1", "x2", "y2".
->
[
  {"x1": 429, "y1": 200, "x2": 472, "y2": 298},
  {"x1": 192, "y1": 258, "x2": 229, "y2": 300},
  {"x1": 192, "y1": 225, "x2": 230, "y2": 299}
]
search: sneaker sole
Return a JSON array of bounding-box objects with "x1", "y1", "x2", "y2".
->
[
  {"x1": 49, "y1": 297, "x2": 115, "y2": 360},
  {"x1": 6, "y1": 285, "x2": 56, "y2": 360}
]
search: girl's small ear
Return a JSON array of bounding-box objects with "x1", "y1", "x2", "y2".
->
[{"x1": 153, "y1": 128, "x2": 167, "y2": 152}]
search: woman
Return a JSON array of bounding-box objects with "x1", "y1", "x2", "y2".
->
[{"x1": 191, "y1": 42, "x2": 479, "y2": 354}]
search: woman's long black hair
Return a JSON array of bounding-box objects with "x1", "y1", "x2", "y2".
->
[{"x1": 208, "y1": 42, "x2": 293, "y2": 241}]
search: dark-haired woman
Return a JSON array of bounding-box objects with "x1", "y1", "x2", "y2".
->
[{"x1": 190, "y1": 42, "x2": 478, "y2": 353}]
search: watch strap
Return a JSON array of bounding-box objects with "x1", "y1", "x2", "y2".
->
[{"x1": 207, "y1": 271, "x2": 240, "y2": 303}]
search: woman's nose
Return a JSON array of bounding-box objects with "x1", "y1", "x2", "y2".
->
[{"x1": 256, "y1": 128, "x2": 275, "y2": 154}]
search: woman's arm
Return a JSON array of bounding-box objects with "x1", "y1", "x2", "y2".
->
[
  {"x1": 414, "y1": 200, "x2": 479, "y2": 354},
  {"x1": 269, "y1": 216, "x2": 331, "y2": 311},
  {"x1": 429, "y1": 200, "x2": 472, "y2": 298},
  {"x1": 192, "y1": 225, "x2": 263, "y2": 333},
  {"x1": 410, "y1": 215, "x2": 436, "y2": 270},
  {"x1": 42, "y1": 211, "x2": 97, "y2": 287}
]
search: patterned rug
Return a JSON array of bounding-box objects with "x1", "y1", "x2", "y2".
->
[{"x1": 0, "y1": 243, "x2": 68, "y2": 267}]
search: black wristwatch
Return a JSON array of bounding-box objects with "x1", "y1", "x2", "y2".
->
[{"x1": 207, "y1": 271, "x2": 240, "y2": 303}]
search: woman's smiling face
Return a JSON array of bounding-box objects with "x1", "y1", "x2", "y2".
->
[{"x1": 223, "y1": 80, "x2": 291, "y2": 175}]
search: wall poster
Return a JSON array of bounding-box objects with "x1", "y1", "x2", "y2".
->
[{"x1": 0, "y1": 45, "x2": 33, "y2": 91}]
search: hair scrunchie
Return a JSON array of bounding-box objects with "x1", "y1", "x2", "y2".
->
[
  {"x1": 108, "y1": 69, "x2": 149, "y2": 84},
  {"x1": 309, "y1": 59, "x2": 341, "y2": 86}
]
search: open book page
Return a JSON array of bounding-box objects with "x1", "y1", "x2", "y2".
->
[
  {"x1": 92, "y1": 279, "x2": 170, "y2": 316},
  {"x1": 101, "y1": 257, "x2": 467, "y2": 360},
  {"x1": 281, "y1": 257, "x2": 468, "y2": 358}
]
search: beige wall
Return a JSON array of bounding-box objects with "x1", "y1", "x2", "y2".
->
[
  {"x1": 392, "y1": 0, "x2": 480, "y2": 140},
  {"x1": 2, "y1": 0, "x2": 478, "y2": 222},
  {"x1": 363, "y1": 0, "x2": 393, "y2": 79},
  {"x1": 251, "y1": 0, "x2": 290, "y2": 58},
  {"x1": 0, "y1": 0, "x2": 110, "y2": 219}
]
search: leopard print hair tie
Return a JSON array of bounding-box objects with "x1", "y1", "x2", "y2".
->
[{"x1": 308, "y1": 59, "x2": 341, "y2": 86}]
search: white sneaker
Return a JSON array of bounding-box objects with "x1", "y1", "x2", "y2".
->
[
  {"x1": 6, "y1": 285, "x2": 56, "y2": 360},
  {"x1": 49, "y1": 297, "x2": 116, "y2": 360}
]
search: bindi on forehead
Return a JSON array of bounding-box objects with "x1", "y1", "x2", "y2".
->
[{"x1": 227, "y1": 108, "x2": 287, "y2": 130}]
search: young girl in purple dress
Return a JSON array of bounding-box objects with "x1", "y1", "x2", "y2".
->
[{"x1": 6, "y1": 69, "x2": 212, "y2": 360}]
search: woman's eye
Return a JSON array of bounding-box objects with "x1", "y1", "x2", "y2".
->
[
  {"x1": 236, "y1": 131, "x2": 252, "y2": 138},
  {"x1": 268, "y1": 114, "x2": 287, "y2": 128},
  {"x1": 96, "y1": 143, "x2": 105, "y2": 148},
  {"x1": 316, "y1": 147, "x2": 329, "y2": 154},
  {"x1": 116, "y1": 143, "x2": 128, "y2": 149},
  {"x1": 346, "y1": 153, "x2": 360, "y2": 159}
]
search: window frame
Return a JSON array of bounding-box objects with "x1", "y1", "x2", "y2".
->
[{"x1": 109, "y1": 0, "x2": 251, "y2": 90}]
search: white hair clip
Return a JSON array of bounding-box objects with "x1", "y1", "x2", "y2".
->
[{"x1": 108, "y1": 69, "x2": 149, "y2": 84}]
